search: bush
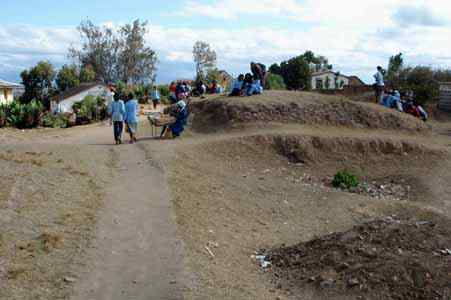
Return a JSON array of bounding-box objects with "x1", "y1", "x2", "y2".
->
[
  {"x1": 158, "y1": 85, "x2": 170, "y2": 98},
  {"x1": 332, "y1": 171, "x2": 359, "y2": 189},
  {"x1": 265, "y1": 73, "x2": 286, "y2": 90},
  {"x1": 0, "y1": 105, "x2": 7, "y2": 127},
  {"x1": 41, "y1": 113, "x2": 69, "y2": 128},
  {"x1": 5, "y1": 100, "x2": 44, "y2": 129},
  {"x1": 74, "y1": 95, "x2": 107, "y2": 124}
]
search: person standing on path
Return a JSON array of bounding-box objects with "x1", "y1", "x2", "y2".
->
[
  {"x1": 108, "y1": 96, "x2": 125, "y2": 145},
  {"x1": 124, "y1": 92, "x2": 140, "y2": 144},
  {"x1": 151, "y1": 86, "x2": 161, "y2": 110},
  {"x1": 374, "y1": 66, "x2": 385, "y2": 103}
]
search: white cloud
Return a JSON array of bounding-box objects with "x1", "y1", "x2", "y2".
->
[{"x1": 2, "y1": 1, "x2": 451, "y2": 84}]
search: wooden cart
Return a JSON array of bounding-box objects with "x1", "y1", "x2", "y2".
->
[{"x1": 147, "y1": 112, "x2": 176, "y2": 137}]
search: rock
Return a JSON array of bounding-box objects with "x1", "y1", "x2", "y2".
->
[
  {"x1": 348, "y1": 278, "x2": 360, "y2": 287},
  {"x1": 320, "y1": 279, "x2": 335, "y2": 288},
  {"x1": 63, "y1": 276, "x2": 77, "y2": 283}
]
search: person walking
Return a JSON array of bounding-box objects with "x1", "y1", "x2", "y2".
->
[
  {"x1": 124, "y1": 92, "x2": 140, "y2": 144},
  {"x1": 108, "y1": 95, "x2": 125, "y2": 145},
  {"x1": 374, "y1": 66, "x2": 385, "y2": 103},
  {"x1": 151, "y1": 86, "x2": 161, "y2": 110}
]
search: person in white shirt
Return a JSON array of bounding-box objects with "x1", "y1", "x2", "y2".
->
[{"x1": 373, "y1": 66, "x2": 385, "y2": 103}]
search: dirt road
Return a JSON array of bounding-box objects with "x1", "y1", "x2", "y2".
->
[{"x1": 66, "y1": 124, "x2": 184, "y2": 300}]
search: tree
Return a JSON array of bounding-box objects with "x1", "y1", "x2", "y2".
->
[
  {"x1": 69, "y1": 20, "x2": 120, "y2": 83},
  {"x1": 56, "y1": 65, "x2": 80, "y2": 92},
  {"x1": 20, "y1": 61, "x2": 56, "y2": 105},
  {"x1": 280, "y1": 56, "x2": 312, "y2": 90},
  {"x1": 300, "y1": 51, "x2": 332, "y2": 72},
  {"x1": 265, "y1": 73, "x2": 286, "y2": 90},
  {"x1": 118, "y1": 20, "x2": 157, "y2": 85},
  {"x1": 269, "y1": 63, "x2": 282, "y2": 75},
  {"x1": 69, "y1": 19, "x2": 157, "y2": 84},
  {"x1": 386, "y1": 53, "x2": 404, "y2": 88},
  {"x1": 193, "y1": 41, "x2": 217, "y2": 81},
  {"x1": 79, "y1": 65, "x2": 96, "y2": 83},
  {"x1": 205, "y1": 68, "x2": 222, "y2": 85}
]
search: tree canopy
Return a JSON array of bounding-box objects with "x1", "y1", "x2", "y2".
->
[
  {"x1": 280, "y1": 56, "x2": 312, "y2": 90},
  {"x1": 69, "y1": 19, "x2": 157, "y2": 85},
  {"x1": 56, "y1": 65, "x2": 80, "y2": 92},
  {"x1": 20, "y1": 61, "x2": 56, "y2": 105},
  {"x1": 193, "y1": 41, "x2": 217, "y2": 81}
]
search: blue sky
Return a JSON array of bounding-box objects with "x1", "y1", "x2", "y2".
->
[{"x1": 1, "y1": 0, "x2": 451, "y2": 84}]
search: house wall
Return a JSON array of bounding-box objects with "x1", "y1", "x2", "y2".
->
[
  {"x1": 0, "y1": 87, "x2": 14, "y2": 104},
  {"x1": 55, "y1": 85, "x2": 108, "y2": 113},
  {"x1": 311, "y1": 73, "x2": 350, "y2": 90}
]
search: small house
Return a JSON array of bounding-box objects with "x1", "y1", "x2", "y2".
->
[
  {"x1": 311, "y1": 71, "x2": 364, "y2": 90},
  {"x1": 311, "y1": 71, "x2": 350, "y2": 90},
  {"x1": 0, "y1": 79, "x2": 23, "y2": 104},
  {"x1": 51, "y1": 82, "x2": 109, "y2": 114}
]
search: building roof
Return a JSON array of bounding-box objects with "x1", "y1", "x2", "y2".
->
[
  {"x1": 54, "y1": 82, "x2": 106, "y2": 102},
  {"x1": 348, "y1": 76, "x2": 366, "y2": 85},
  {"x1": 311, "y1": 70, "x2": 350, "y2": 79},
  {"x1": 0, "y1": 79, "x2": 23, "y2": 88}
]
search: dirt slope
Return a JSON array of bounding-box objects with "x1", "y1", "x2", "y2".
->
[{"x1": 191, "y1": 91, "x2": 429, "y2": 133}]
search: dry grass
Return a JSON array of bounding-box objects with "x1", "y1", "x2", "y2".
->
[{"x1": 0, "y1": 144, "x2": 114, "y2": 300}]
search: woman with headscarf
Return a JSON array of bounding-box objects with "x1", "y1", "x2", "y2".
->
[{"x1": 160, "y1": 100, "x2": 189, "y2": 139}]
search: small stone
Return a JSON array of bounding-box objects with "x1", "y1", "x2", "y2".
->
[
  {"x1": 63, "y1": 277, "x2": 77, "y2": 283},
  {"x1": 348, "y1": 278, "x2": 360, "y2": 287},
  {"x1": 320, "y1": 280, "x2": 334, "y2": 288}
]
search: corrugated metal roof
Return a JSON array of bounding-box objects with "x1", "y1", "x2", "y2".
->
[{"x1": 0, "y1": 79, "x2": 23, "y2": 88}]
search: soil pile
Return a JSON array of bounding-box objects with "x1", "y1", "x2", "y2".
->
[
  {"x1": 190, "y1": 91, "x2": 429, "y2": 132},
  {"x1": 268, "y1": 216, "x2": 451, "y2": 300}
]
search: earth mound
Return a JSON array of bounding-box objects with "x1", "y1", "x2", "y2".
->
[
  {"x1": 268, "y1": 215, "x2": 451, "y2": 300},
  {"x1": 190, "y1": 91, "x2": 429, "y2": 132}
]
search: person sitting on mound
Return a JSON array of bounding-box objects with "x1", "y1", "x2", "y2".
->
[
  {"x1": 160, "y1": 100, "x2": 189, "y2": 139},
  {"x1": 246, "y1": 75, "x2": 263, "y2": 96},
  {"x1": 229, "y1": 74, "x2": 245, "y2": 96}
]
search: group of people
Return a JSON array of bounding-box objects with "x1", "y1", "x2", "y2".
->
[
  {"x1": 107, "y1": 83, "x2": 190, "y2": 144},
  {"x1": 229, "y1": 62, "x2": 267, "y2": 97},
  {"x1": 169, "y1": 81, "x2": 192, "y2": 103},
  {"x1": 373, "y1": 66, "x2": 428, "y2": 121},
  {"x1": 108, "y1": 88, "x2": 140, "y2": 145}
]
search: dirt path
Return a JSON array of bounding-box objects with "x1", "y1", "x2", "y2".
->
[{"x1": 68, "y1": 124, "x2": 185, "y2": 300}]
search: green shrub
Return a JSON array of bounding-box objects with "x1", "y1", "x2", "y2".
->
[
  {"x1": 332, "y1": 171, "x2": 359, "y2": 189},
  {"x1": 42, "y1": 113, "x2": 69, "y2": 128},
  {"x1": 265, "y1": 73, "x2": 286, "y2": 90},
  {"x1": 158, "y1": 85, "x2": 170, "y2": 98},
  {"x1": 6, "y1": 100, "x2": 44, "y2": 128},
  {"x1": 0, "y1": 105, "x2": 7, "y2": 127},
  {"x1": 75, "y1": 95, "x2": 107, "y2": 124}
]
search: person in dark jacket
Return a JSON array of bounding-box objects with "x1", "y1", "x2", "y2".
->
[{"x1": 250, "y1": 62, "x2": 267, "y2": 87}]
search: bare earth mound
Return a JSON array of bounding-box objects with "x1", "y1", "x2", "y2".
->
[
  {"x1": 268, "y1": 215, "x2": 451, "y2": 300},
  {"x1": 164, "y1": 129, "x2": 449, "y2": 299},
  {"x1": 191, "y1": 91, "x2": 429, "y2": 132}
]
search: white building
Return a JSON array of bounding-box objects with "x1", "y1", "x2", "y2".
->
[
  {"x1": 311, "y1": 71, "x2": 350, "y2": 90},
  {"x1": 52, "y1": 82, "x2": 109, "y2": 114},
  {"x1": 0, "y1": 79, "x2": 23, "y2": 104}
]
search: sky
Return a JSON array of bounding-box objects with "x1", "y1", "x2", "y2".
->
[{"x1": 1, "y1": 0, "x2": 451, "y2": 84}]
